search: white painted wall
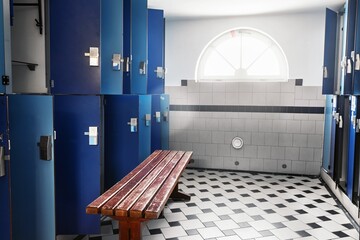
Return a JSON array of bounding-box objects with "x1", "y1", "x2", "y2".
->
[{"x1": 165, "y1": 10, "x2": 326, "y2": 86}]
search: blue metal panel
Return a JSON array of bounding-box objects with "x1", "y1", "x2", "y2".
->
[
  {"x1": 9, "y1": 95, "x2": 55, "y2": 240},
  {"x1": 151, "y1": 95, "x2": 161, "y2": 152},
  {"x1": 329, "y1": 96, "x2": 337, "y2": 178},
  {"x1": 148, "y1": 9, "x2": 165, "y2": 94},
  {"x1": 131, "y1": 0, "x2": 148, "y2": 94},
  {"x1": 344, "y1": 0, "x2": 356, "y2": 95},
  {"x1": 54, "y1": 96, "x2": 101, "y2": 234},
  {"x1": 0, "y1": 1, "x2": 5, "y2": 94},
  {"x1": 101, "y1": 0, "x2": 123, "y2": 94},
  {"x1": 139, "y1": 95, "x2": 151, "y2": 161},
  {"x1": 323, "y1": 96, "x2": 332, "y2": 171},
  {"x1": 353, "y1": 1, "x2": 360, "y2": 95},
  {"x1": 347, "y1": 96, "x2": 357, "y2": 199},
  {"x1": 50, "y1": 0, "x2": 100, "y2": 94},
  {"x1": 322, "y1": 9, "x2": 338, "y2": 94},
  {"x1": 104, "y1": 95, "x2": 139, "y2": 189},
  {"x1": 160, "y1": 94, "x2": 169, "y2": 150},
  {"x1": 123, "y1": 0, "x2": 131, "y2": 94},
  {"x1": 0, "y1": 96, "x2": 9, "y2": 240}
]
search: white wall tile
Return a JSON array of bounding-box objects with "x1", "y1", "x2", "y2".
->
[
  {"x1": 252, "y1": 133, "x2": 265, "y2": 145},
  {"x1": 244, "y1": 146, "x2": 258, "y2": 158},
  {"x1": 225, "y1": 132, "x2": 239, "y2": 144},
  {"x1": 294, "y1": 100, "x2": 310, "y2": 106},
  {"x1": 252, "y1": 83, "x2": 267, "y2": 93},
  {"x1": 279, "y1": 113, "x2": 294, "y2": 120},
  {"x1": 225, "y1": 82, "x2": 239, "y2": 93},
  {"x1": 213, "y1": 93, "x2": 226, "y2": 105},
  {"x1": 252, "y1": 93, "x2": 267, "y2": 105},
  {"x1": 273, "y1": 120, "x2": 287, "y2": 133},
  {"x1": 206, "y1": 143, "x2": 218, "y2": 156},
  {"x1": 279, "y1": 133, "x2": 293, "y2": 147},
  {"x1": 271, "y1": 147, "x2": 285, "y2": 160},
  {"x1": 225, "y1": 112, "x2": 239, "y2": 119},
  {"x1": 265, "y1": 113, "x2": 280, "y2": 119},
  {"x1": 199, "y1": 82, "x2": 213, "y2": 93},
  {"x1": 307, "y1": 135, "x2": 323, "y2": 148},
  {"x1": 212, "y1": 131, "x2": 225, "y2": 144},
  {"x1": 175, "y1": 130, "x2": 188, "y2": 142},
  {"x1": 309, "y1": 100, "x2": 325, "y2": 107},
  {"x1": 194, "y1": 118, "x2": 206, "y2": 130},
  {"x1": 299, "y1": 148, "x2": 314, "y2": 161},
  {"x1": 301, "y1": 86, "x2": 318, "y2": 100},
  {"x1": 206, "y1": 119, "x2": 219, "y2": 130},
  {"x1": 291, "y1": 161, "x2": 306, "y2": 174},
  {"x1": 193, "y1": 143, "x2": 206, "y2": 156},
  {"x1": 187, "y1": 93, "x2": 200, "y2": 105},
  {"x1": 236, "y1": 157, "x2": 250, "y2": 171},
  {"x1": 266, "y1": 82, "x2": 281, "y2": 93},
  {"x1": 199, "y1": 112, "x2": 213, "y2": 118},
  {"x1": 199, "y1": 131, "x2": 212, "y2": 143},
  {"x1": 187, "y1": 80, "x2": 200, "y2": 93},
  {"x1": 294, "y1": 87, "x2": 302, "y2": 99},
  {"x1": 264, "y1": 133, "x2": 279, "y2": 146},
  {"x1": 231, "y1": 119, "x2": 245, "y2": 131},
  {"x1": 266, "y1": 93, "x2": 281, "y2": 106},
  {"x1": 199, "y1": 93, "x2": 213, "y2": 105},
  {"x1": 300, "y1": 121, "x2": 316, "y2": 134},
  {"x1": 305, "y1": 162, "x2": 321, "y2": 175},
  {"x1": 277, "y1": 160, "x2": 292, "y2": 173},
  {"x1": 315, "y1": 121, "x2": 324, "y2": 134},
  {"x1": 179, "y1": 142, "x2": 193, "y2": 151},
  {"x1": 280, "y1": 93, "x2": 295, "y2": 106},
  {"x1": 225, "y1": 92, "x2": 239, "y2": 105},
  {"x1": 237, "y1": 132, "x2": 252, "y2": 145},
  {"x1": 286, "y1": 120, "x2": 301, "y2": 133},
  {"x1": 211, "y1": 112, "x2": 224, "y2": 118},
  {"x1": 218, "y1": 119, "x2": 232, "y2": 131},
  {"x1": 212, "y1": 83, "x2": 225, "y2": 93},
  {"x1": 238, "y1": 93, "x2": 253, "y2": 105},
  {"x1": 249, "y1": 158, "x2": 264, "y2": 171},
  {"x1": 259, "y1": 119, "x2": 273, "y2": 133},
  {"x1": 285, "y1": 147, "x2": 300, "y2": 161},
  {"x1": 251, "y1": 113, "x2": 264, "y2": 119},
  {"x1": 187, "y1": 130, "x2": 200, "y2": 143},
  {"x1": 264, "y1": 159, "x2": 278, "y2": 172},
  {"x1": 308, "y1": 114, "x2": 324, "y2": 121},
  {"x1": 218, "y1": 144, "x2": 231, "y2": 157},
  {"x1": 230, "y1": 147, "x2": 244, "y2": 157},
  {"x1": 223, "y1": 157, "x2": 237, "y2": 170},
  {"x1": 258, "y1": 146, "x2": 271, "y2": 159},
  {"x1": 293, "y1": 134, "x2": 308, "y2": 147},
  {"x1": 211, "y1": 156, "x2": 224, "y2": 169},
  {"x1": 238, "y1": 83, "x2": 253, "y2": 93},
  {"x1": 245, "y1": 119, "x2": 259, "y2": 132},
  {"x1": 293, "y1": 114, "x2": 309, "y2": 121},
  {"x1": 280, "y1": 80, "x2": 295, "y2": 93},
  {"x1": 313, "y1": 148, "x2": 323, "y2": 163}
]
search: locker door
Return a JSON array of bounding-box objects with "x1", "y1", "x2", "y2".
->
[
  {"x1": 54, "y1": 96, "x2": 101, "y2": 234},
  {"x1": 151, "y1": 95, "x2": 162, "y2": 152},
  {"x1": 131, "y1": 0, "x2": 147, "y2": 94},
  {"x1": 101, "y1": 0, "x2": 123, "y2": 94},
  {"x1": 354, "y1": 99, "x2": 360, "y2": 204},
  {"x1": 329, "y1": 96, "x2": 338, "y2": 177},
  {"x1": 50, "y1": 0, "x2": 100, "y2": 94},
  {"x1": 139, "y1": 95, "x2": 151, "y2": 161},
  {"x1": 353, "y1": 0, "x2": 360, "y2": 95},
  {"x1": 343, "y1": 0, "x2": 356, "y2": 95},
  {"x1": 148, "y1": 9, "x2": 165, "y2": 94},
  {"x1": 123, "y1": 0, "x2": 131, "y2": 93},
  {"x1": 0, "y1": 0, "x2": 5, "y2": 94},
  {"x1": 0, "y1": 96, "x2": 9, "y2": 240},
  {"x1": 347, "y1": 96, "x2": 357, "y2": 199},
  {"x1": 160, "y1": 94, "x2": 169, "y2": 150},
  {"x1": 334, "y1": 96, "x2": 346, "y2": 188},
  {"x1": 9, "y1": 95, "x2": 55, "y2": 240}
]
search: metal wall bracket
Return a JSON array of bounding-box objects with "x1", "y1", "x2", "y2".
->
[{"x1": 2, "y1": 75, "x2": 9, "y2": 85}]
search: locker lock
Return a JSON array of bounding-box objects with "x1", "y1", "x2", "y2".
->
[
  {"x1": 163, "y1": 111, "x2": 169, "y2": 122},
  {"x1": 84, "y1": 127, "x2": 98, "y2": 146},
  {"x1": 357, "y1": 119, "x2": 360, "y2": 133},
  {"x1": 37, "y1": 136, "x2": 52, "y2": 161},
  {"x1": 139, "y1": 61, "x2": 146, "y2": 75},
  {"x1": 145, "y1": 114, "x2": 151, "y2": 127},
  {"x1": 84, "y1": 47, "x2": 99, "y2": 67},
  {"x1": 155, "y1": 67, "x2": 166, "y2": 79},
  {"x1": 323, "y1": 66, "x2": 328, "y2": 78},
  {"x1": 0, "y1": 146, "x2": 5, "y2": 177},
  {"x1": 356, "y1": 54, "x2": 360, "y2": 71},
  {"x1": 154, "y1": 111, "x2": 161, "y2": 123},
  {"x1": 127, "y1": 118, "x2": 138, "y2": 132},
  {"x1": 112, "y1": 54, "x2": 123, "y2": 71}
]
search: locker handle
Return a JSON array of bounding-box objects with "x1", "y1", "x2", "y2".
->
[
  {"x1": 84, "y1": 126, "x2": 98, "y2": 145},
  {"x1": 323, "y1": 66, "x2": 328, "y2": 78},
  {"x1": 347, "y1": 59, "x2": 352, "y2": 74},
  {"x1": 84, "y1": 47, "x2": 99, "y2": 67},
  {"x1": 355, "y1": 54, "x2": 360, "y2": 71},
  {"x1": 339, "y1": 115, "x2": 343, "y2": 129},
  {"x1": 0, "y1": 146, "x2": 5, "y2": 177}
]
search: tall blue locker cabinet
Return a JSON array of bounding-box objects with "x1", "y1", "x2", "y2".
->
[
  {"x1": 151, "y1": 94, "x2": 169, "y2": 152},
  {"x1": 104, "y1": 95, "x2": 151, "y2": 189},
  {"x1": 347, "y1": 96, "x2": 357, "y2": 199},
  {"x1": 0, "y1": 96, "x2": 10, "y2": 240},
  {"x1": 9, "y1": 95, "x2": 55, "y2": 240},
  {"x1": 148, "y1": 9, "x2": 165, "y2": 94},
  {"x1": 123, "y1": 0, "x2": 148, "y2": 94},
  {"x1": 50, "y1": 0, "x2": 123, "y2": 95},
  {"x1": 54, "y1": 96, "x2": 101, "y2": 235}
]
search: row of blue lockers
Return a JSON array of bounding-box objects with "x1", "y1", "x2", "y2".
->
[
  {"x1": 0, "y1": 94, "x2": 169, "y2": 240},
  {"x1": 1, "y1": 0, "x2": 164, "y2": 95},
  {"x1": 323, "y1": 95, "x2": 360, "y2": 209}
]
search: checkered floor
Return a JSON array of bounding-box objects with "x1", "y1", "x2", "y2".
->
[{"x1": 60, "y1": 169, "x2": 359, "y2": 240}]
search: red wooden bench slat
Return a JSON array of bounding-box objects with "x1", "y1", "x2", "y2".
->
[
  {"x1": 129, "y1": 151, "x2": 186, "y2": 218},
  {"x1": 100, "y1": 150, "x2": 171, "y2": 215},
  {"x1": 144, "y1": 151, "x2": 192, "y2": 219},
  {"x1": 86, "y1": 150, "x2": 163, "y2": 214},
  {"x1": 114, "y1": 151, "x2": 182, "y2": 217}
]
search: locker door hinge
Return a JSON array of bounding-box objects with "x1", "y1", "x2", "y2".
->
[
  {"x1": 2, "y1": 75, "x2": 9, "y2": 86},
  {"x1": 50, "y1": 80, "x2": 54, "y2": 88}
]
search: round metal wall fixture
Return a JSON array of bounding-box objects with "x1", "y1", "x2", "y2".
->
[{"x1": 231, "y1": 137, "x2": 244, "y2": 149}]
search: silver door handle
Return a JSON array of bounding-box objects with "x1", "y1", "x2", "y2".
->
[
  {"x1": 84, "y1": 47, "x2": 99, "y2": 67},
  {"x1": 0, "y1": 146, "x2": 5, "y2": 177}
]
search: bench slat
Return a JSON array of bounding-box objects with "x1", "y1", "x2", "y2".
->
[
  {"x1": 100, "y1": 150, "x2": 171, "y2": 215},
  {"x1": 115, "y1": 151, "x2": 182, "y2": 217},
  {"x1": 129, "y1": 151, "x2": 186, "y2": 218},
  {"x1": 86, "y1": 150, "x2": 164, "y2": 214},
  {"x1": 144, "y1": 151, "x2": 192, "y2": 219}
]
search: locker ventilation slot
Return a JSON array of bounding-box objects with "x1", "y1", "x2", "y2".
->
[
  {"x1": 13, "y1": 0, "x2": 43, "y2": 34},
  {"x1": 12, "y1": 61, "x2": 38, "y2": 71}
]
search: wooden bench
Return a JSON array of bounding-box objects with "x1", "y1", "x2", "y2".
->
[{"x1": 86, "y1": 150, "x2": 193, "y2": 240}]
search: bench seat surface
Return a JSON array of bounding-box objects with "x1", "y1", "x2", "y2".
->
[{"x1": 86, "y1": 150, "x2": 192, "y2": 219}]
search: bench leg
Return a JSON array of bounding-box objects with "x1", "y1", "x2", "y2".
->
[
  {"x1": 170, "y1": 183, "x2": 191, "y2": 202},
  {"x1": 118, "y1": 219, "x2": 142, "y2": 240}
]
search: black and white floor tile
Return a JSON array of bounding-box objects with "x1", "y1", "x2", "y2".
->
[{"x1": 59, "y1": 169, "x2": 359, "y2": 240}]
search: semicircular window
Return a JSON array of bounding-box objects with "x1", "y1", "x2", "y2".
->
[{"x1": 195, "y1": 28, "x2": 289, "y2": 82}]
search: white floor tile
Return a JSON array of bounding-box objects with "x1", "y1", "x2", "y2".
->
[
  {"x1": 161, "y1": 226, "x2": 187, "y2": 239},
  {"x1": 234, "y1": 227, "x2": 263, "y2": 239},
  {"x1": 197, "y1": 226, "x2": 225, "y2": 238}
]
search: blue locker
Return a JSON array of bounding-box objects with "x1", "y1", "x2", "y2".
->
[
  {"x1": 343, "y1": 0, "x2": 356, "y2": 95},
  {"x1": 104, "y1": 95, "x2": 151, "y2": 189},
  {"x1": 0, "y1": 0, "x2": 5, "y2": 94},
  {"x1": 347, "y1": 96, "x2": 357, "y2": 199},
  {"x1": 322, "y1": 9, "x2": 338, "y2": 94},
  {"x1": 50, "y1": 0, "x2": 123, "y2": 94},
  {"x1": 333, "y1": 96, "x2": 346, "y2": 185},
  {"x1": 0, "y1": 96, "x2": 9, "y2": 240},
  {"x1": 151, "y1": 94, "x2": 169, "y2": 152},
  {"x1": 323, "y1": 96, "x2": 333, "y2": 172},
  {"x1": 148, "y1": 9, "x2": 165, "y2": 94},
  {"x1": 123, "y1": 0, "x2": 148, "y2": 94},
  {"x1": 54, "y1": 96, "x2": 101, "y2": 235},
  {"x1": 9, "y1": 95, "x2": 55, "y2": 240},
  {"x1": 353, "y1": 0, "x2": 360, "y2": 95},
  {"x1": 329, "y1": 96, "x2": 338, "y2": 178}
]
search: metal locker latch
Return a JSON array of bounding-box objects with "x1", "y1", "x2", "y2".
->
[
  {"x1": 334, "y1": 112, "x2": 339, "y2": 122},
  {"x1": 347, "y1": 59, "x2": 352, "y2": 74},
  {"x1": 163, "y1": 111, "x2": 168, "y2": 122},
  {"x1": 323, "y1": 66, "x2": 328, "y2": 78},
  {"x1": 357, "y1": 119, "x2": 360, "y2": 133},
  {"x1": 356, "y1": 54, "x2": 360, "y2": 70},
  {"x1": 84, "y1": 126, "x2": 98, "y2": 145},
  {"x1": 155, "y1": 67, "x2": 165, "y2": 79},
  {"x1": 124, "y1": 57, "x2": 130, "y2": 72},
  {"x1": 352, "y1": 115, "x2": 357, "y2": 129},
  {"x1": 155, "y1": 111, "x2": 161, "y2": 123},
  {"x1": 139, "y1": 61, "x2": 146, "y2": 75},
  {"x1": 0, "y1": 146, "x2": 5, "y2": 177},
  {"x1": 145, "y1": 114, "x2": 151, "y2": 127},
  {"x1": 84, "y1": 47, "x2": 99, "y2": 67},
  {"x1": 112, "y1": 54, "x2": 123, "y2": 71},
  {"x1": 127, "y1": 118, "x2": 138, "y2": 132},
  {"x1": 339, "y1": 115, "x2": 343, "y2": 129}
]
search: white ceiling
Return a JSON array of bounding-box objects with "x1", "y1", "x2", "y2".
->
[{"x1": 148, "y1": 0, "x2": 345, "y2": 20}]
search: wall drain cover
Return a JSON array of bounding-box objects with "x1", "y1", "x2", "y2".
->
[{"x1": 231, "y1": 137, "x2": 244, "y2": 149}]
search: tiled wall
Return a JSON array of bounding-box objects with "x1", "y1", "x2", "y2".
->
[{"x1": 166, "y1": 80, "x2": 325, "y2": 175}]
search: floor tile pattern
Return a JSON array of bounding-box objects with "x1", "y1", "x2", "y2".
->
[{"x1": 59, "y1": 169, "x2": 359, "y2": 240}]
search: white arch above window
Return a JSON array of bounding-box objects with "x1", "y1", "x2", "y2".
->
[{"x1": 195, "y1": 28, "x2": 289, "y2": 82}]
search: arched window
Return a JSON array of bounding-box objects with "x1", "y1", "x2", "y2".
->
[{"x1": 195, "y1": 28, "x2": 289, "y2": 82}]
